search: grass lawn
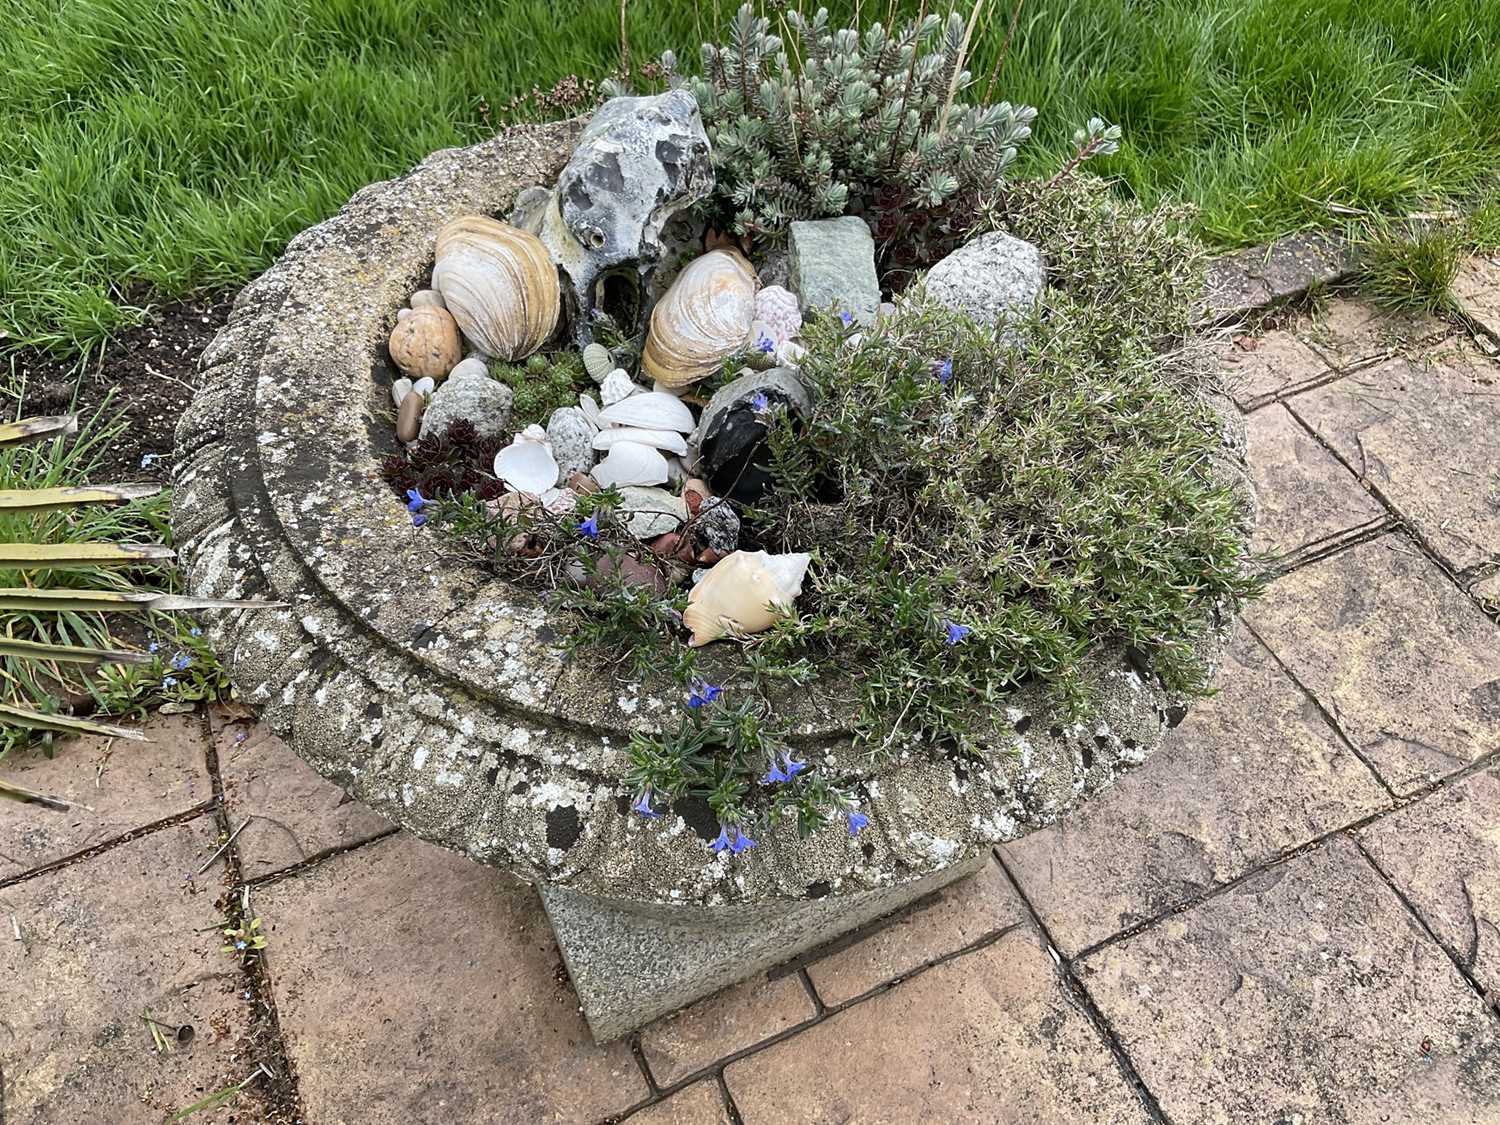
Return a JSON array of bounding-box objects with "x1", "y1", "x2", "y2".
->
[{"x1": 2, "y1": 0, "x2": 1497, "y2": 354}]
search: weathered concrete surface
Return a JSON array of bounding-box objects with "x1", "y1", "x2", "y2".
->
[
  {"x1": 1218, "y1": 328, "x2": 1330, "y2": 409},
  {"x1": 0, "y1": 714, "x2": 211, "y2": 880},
  {"x1": 254, "y1": 832, "x2": 646, "y2": 1123},
  {"x1": 1454, "y1": 255, "x2": 1500, "y2": 340},
  {"x1": 1297, "y1": 298, "x2": 1447, "y2": 373},
  {"x1": 210, "y1": 705, "x2": 392, "y2": 879},
  {"x1": 1201, "y1": 231, "x2": 1353, "y2": 322},
  {"x1": 0, "y1": 821, "x2": 252, "y2": 1124},
  {"x1": 1360, "y1": 764, "x2": 1500, "y2": 1000},
  {"x1": 638, "y1": 972, "x2": 815, "y2": 1087},
  {"x1": 1290, "y1": 344, "x2": 1500, "y2": 572},
  {"x1": 804, "y1": 854, "x2": 1026, "y2": 1006},
  {"x1": 1080, "y1": 837, "x2": 1500, "y2": 1125},
  {"x1": 631, "y1": 1080, "x2": 733, "y2": 1123},
  {"x1": 1005, "y1": 630, "x2": 1391, "y2": 955},
  {"x1": 1246, "y1": 535, "x2": 1500, "y2": 794},
  {"x1": 1244, "y1": 402, "x2": 1385, "y2": 558},
  {"x1": 725, "y1": 927, "x2": 1153, "y2": 1125}
]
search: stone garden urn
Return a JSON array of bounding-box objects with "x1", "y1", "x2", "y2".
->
[{"x1": 172, "y1": 117, "x2": 1247, "y2": 1041}]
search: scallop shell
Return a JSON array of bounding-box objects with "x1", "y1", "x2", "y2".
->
[
  {"x1": 592, "y1": 427, "x2": 689, "y2": 456},
  {"x1": 597, "y1": 391, "x2": 695, "y2": 434},
  {"x1": 432, "y1": 217, "x2": 560, "y2": 362},
  {"x1": 600, "y1": 369, "x2": 642, "y2": 406},
  {"x1": 494, "y1": 428, "x2": 560, "y2": 494},
  {"x1": 388, "y1": 305, "x2": 461, "y2": 379},
  {"x1": 641, "y1": 249, "x2": 757, "y2": 388},
  {"x1": 683, "y1": 550, "x2": 811, "y2": 647},
  {"x1": 582, "y1": 342, "x2": 614, "y2": 383},
  {"x1": 591, "y1": 441, "x2": 668, "y2": 488}
]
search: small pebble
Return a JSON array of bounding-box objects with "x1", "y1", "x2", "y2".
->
[{"x1": 396, "y1": 392, "x2": 424, "y2": 442}]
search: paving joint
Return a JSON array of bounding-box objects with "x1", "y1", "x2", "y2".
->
[
  {"x1": 234, "y1": 824, "x2": 403, "y2": 890},
  {"x1": 0, "y1": 800, "x2": 217, "y2": 891}
]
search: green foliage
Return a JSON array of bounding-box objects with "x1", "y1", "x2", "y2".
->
[
  {"x1": 1358, "y1": 220, "x2": 1463, "y2": 314},
  {"x1": 492, "y1": 351, "x2": 589, "y2": 430},
  {"x1": 222, "y1": 915, "x2": 267, "y2": 961},
  {"x1": 679, "y1": 4, "x2": 1036, "y2": 238}
]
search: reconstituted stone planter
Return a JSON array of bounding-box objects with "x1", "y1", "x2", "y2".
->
[{"x1": 172, "y1": 118, "x2": 1254, "y2": 1040}]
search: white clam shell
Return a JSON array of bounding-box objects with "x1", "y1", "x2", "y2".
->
[
  {"x1": 432, "y1": 216, "x2": 560, "y2": 362},
  {"x1": 641, "y1": 249, "x2": 758, "y2": 388},
  {"x1": 597, "y1": 391, "x2": 695, "y2": 434},
  {"x1": 592, "y1": 427, "x2": 689, "y2": 456},
  {"x1": 410, "y1": 288, "x2": 447, "y2": 310},
  {"x1": 600, "y1": 369, "x2": 642, "y2": 406},
  {"x1": 412, "y1": 377, "x2": 436, "y2": 398},
  {"x1": 591, "y1": 441, "x2": 669, "y2": 488},
  {"x1": 494, "y1": 434, "x2": 560, "y2": 493},
  {"x1": 578, "y1": 394, "x2": 603, "y2": 428},
  {"x1": 683, "y1": 550, "x2": 811, "y2": 647},
  {"x1": 448, "y1": 356, "x2": 490, "y2": 381},
  {"x1": 391, "y1": 377, "x2": 414, "y2": 407}
]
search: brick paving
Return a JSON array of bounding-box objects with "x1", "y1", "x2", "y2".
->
[{"x1": 4, "y1": 264, "x2": 1500, "y2": 1123}]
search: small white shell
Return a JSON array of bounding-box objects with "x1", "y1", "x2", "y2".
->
[
  {"x1": 597, "y1": 391, "x2": 696, "y2": 434},
  {"x1": 448, "y1": 356, "x2": 490, "y2": 381},
  {"x1": 591, "y1": 441, "x2": 668, "y2": 488},
  {"x1": 494, "y1": 430, "x2": 559, "y2": 493},
  {"x1": 592, "y1": 427, "x2": 689, "y2": 456},
  {"x1": 600, "y1": 369, "x2": 642, "y2": 406},
  {"x1": 683, "y1": 550, "x2": 811, "y2": 647},
  {"x1": 391, "y1": 377, "x2": 414, "y2": 407},
  {"x1": 412, "y1": 377, "x2": 436, "y2": 399},
  {"x1": 578, "y1": 394, "x2": 603, "y2": 428}
]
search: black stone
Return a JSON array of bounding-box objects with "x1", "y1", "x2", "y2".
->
[{"x1": 545, "y1": 804, "x2": 583, "y2": 850}]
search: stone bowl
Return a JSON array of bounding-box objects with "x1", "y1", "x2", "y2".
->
[{"x1": 171, "y1": 118, "x2": 1252, "y2": 1037}]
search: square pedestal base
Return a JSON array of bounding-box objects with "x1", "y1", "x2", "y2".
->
[{"x1": 540, "y1": 854, "x2": 985, "y2": 1042}]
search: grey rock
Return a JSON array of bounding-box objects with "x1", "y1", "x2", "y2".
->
[
  {"x1": 690, "y1": 367, "x2": 812, "y2": 502},
  {"x1": 923, "y1": 231, "x2": 1044, "y2": 343},
  {"x1": 617, "y1": 486, "x2": 688, "y2": 539},
  {"x1": 693, "y1": 496, "x2": 740, "y2": 555},
  {"x1": 788, "y1": 216, "x2": 881, "y2": 326},
  {"x1": 509, "y1": 185, "x2": 551, "y2": 234},
  {"x1": 538, "y1": 91, "x2": 713, "y2": 342},
  {"x1": 547, "y1": 406, "x2": 596, "y2": 480},
  {"x1": 418, "y1": 369, "x2": 513, "y2": 441}
]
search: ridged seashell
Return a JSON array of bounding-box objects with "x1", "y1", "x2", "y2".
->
[
  {"x1": 388, "y1": 306, "x2": 461, "y2": 379},
  {"x1": 597, "y1": 391, "x2": 695, "y2": 434},
  {"x1": 641, "y1": 249, "x2": 757, "y2": 388},
  {"x1": 592, "y1": 427, "x2": 689, "y2": 456},
  {"x1": 683, "y1": 550, "x2": 811, "y2": 647},
  {"x1": 410, "y1": 288, "x2": 447, "y2": 311},
  {"x1": 600, "y1": 369, "x2": 641, "y2": 406},
  {"x1": 591, "y1": 441, "x2": 668, "y2": 488},
  {"x1": 432, "y1": 217, "x2": 560, "y2": 362},
  {"x1": 582, "y1": 342, "x2": 614, "y2": 384},
  {"x1": 494, "y1": 426, "x2": 559, "y2": 493}
]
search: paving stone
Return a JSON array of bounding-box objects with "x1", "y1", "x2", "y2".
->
[
  {"x1": 211, "y1": 709, "x2": 392, "y2": 878},
  {"x1": 1360, "y1": 764, "x2": 1500, "y2": 1000},
  {"x1": 1080, "y1": 836, "x2": 1500, "y2": 1125},
  {"x1": 1289, "y1": 345, "x2": 1500, "y2": 571},
  {"x1": 1297, "y1": 298, "x2": 1448, "y2": 372},
  {"x1": 638, "y1": 970, "x2": 815, "y2": 1086},
  {"x1": 1217, "y1": 328, "x2": 1329, "y2": 408},
  {"x1": 1246, "y1": 535, "x2": 1500, "y2": 794},
  {"x1": 0, "y1": 713, "x2": 212, "y2": 880},
  {"x1": 1475, "y1": 571, "x2": 1500, "y2": 609},
  {"x1": 804, "y1": 854, "x2": 1025, "y2": 1005},
  {"x1": 1453, "y1": 255, "x2": 1500, "y2": 339},
  {"x1": 724, "y1": 927, "x2": 1151, "y2": 1125},
  {"x1": 1005, "y1": 629, "x2": 1390, "y2": 955},
  {"x1": 1244, "y1": 402, "x2": 1385, "y2": 557},
  {"x1": 255, "y1": 832, "x2": 646, "y2": 1123},
  {"x1": 0, "y1": 820, "x2": 255, "y2": 1124},
  {"x1": 629, "y1": 1081, "x2": 733, "y2": 1124}
]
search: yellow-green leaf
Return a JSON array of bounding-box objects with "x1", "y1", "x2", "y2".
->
[
  {"x1": 0, "y1": 483, "x2": 162, "y2": 513},
  {"x1": 0, "y1": 543, "x2": 176, "y2": 569},
  {"x1": 0, "y1": 637, "x2": 154, "y2": 665},
  {"x1": 0, "y1": 588, "x2": 282, "y2": 612},
  {"x1": 0, "y1": 703, "x2": 149, "y2": 740},
  {"x1": 0, "y1": 415, "x2": 79, "y2": 447}
]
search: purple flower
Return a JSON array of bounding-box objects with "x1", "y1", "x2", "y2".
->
[
  {"x1": 687, "y1": 681, "x2": 723, "y2": 709},
  {"x1": 172, "y1": 653, "x2": 191, "y2": 672},
  {"x1": 405, "y1": 488, "x2": 428, "y2": 514},
  {"x1": 711, "y1": 823, "x2": 757, "y2": 855},
  {"x1": 412, "y1": 511, "x2": 428, "y2": 527},
  {"x1": 631, "y1": 791, "x2": 661, "y2": 819},
  {"x1": 576, "y1": 514, "x2": 600, "y2": 540},
  {"x1": 763, "y1": 759, "x2": 788, "y2": 784},
  {"x1": 847, "y1": 810, "x2": 869, "y2": 836},
  {"x1": 730, "y1": 827, "x2": 756, "y2": 854},
  {"x1": 944, "y1": 621, "x2": 971, "y2": 646},
  {"x1": 756, "y1": 334, "x2": 776, "y2": 355},
  {"x1": 711, "y1": 823, "x2": 732, "y2": 854},
  {"x1": 936, "y1": 357, "x2": 953, "y2": 385},
  {"x1": 750, "y1": 391, "x2": 770, "y2": 413},
  {"x1": 762, "y1": 753, "x2": 807, "y2": 784},
  {"x1": 839, "y1": 310, "x2": 854, "y2": 328}
]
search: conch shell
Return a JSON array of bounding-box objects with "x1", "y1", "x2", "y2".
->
[
  {"x1": 683, "y1": 550, "x2": 810, "y2": 647},
  {"x1": 388, "y1": 306, "x2": 461, "y2": 379},
  {"x1": 641, "y1": 249, "x2": 757, "y2": 388},
  {"x1": 432, "y1": 217, "x2": 560, "y2": 362}
]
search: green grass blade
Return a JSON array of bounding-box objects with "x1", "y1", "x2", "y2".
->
[
  {"x1": 0, "y1": 416, "x2": 79, "y2": 447},
  {"x1": 0, "y1": 702, "x2": 149, "y2": 740},
  {"x1": 0, "y1": 543, "x2": 177, "y2": 568},
  {"x1": 0, "y1": 636, "x2": 153, "y2": 665},
  {"x1": 0, "y1": 483, "x2": 162, "y2": 512},
  {"x1": 0, "y1": 588, "x2": 283, "y2": 612}
]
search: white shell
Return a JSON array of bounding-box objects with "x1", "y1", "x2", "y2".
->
[
  {"x1": 410, "y1": 288, "x2": 447, "y2": 310},
  {"x1": 412, "y1": 377, "x2": 436, "y2": 398},
  {"x1": 591, "y1": 441, "x2": 668, "y2": 488},
  {"x1": 432, "y1": 217, "x2": 560, "y2": 362},
  {"x1": 600, "y1": 369, "x2": 642, "y2": 406},
  {"x1": 683, "y1": 550, "x2": 811, "y2": 647},
  {"x1": 597, "y1": 391, "x2": 696, "y2": 433},
  {"x1": 494, "y1": 430, "x2": 559, "y2": 493},
  {"x1": 391, "y1": 377, "x2": 414, "y2": 407},
  {"x1": 592, "y1": 427, "x2": 689, "y2": 456},
  {"x1": 642, "y1": 249, "x2": 758, "y2": 388},
  {"x1": 448, "y1": 356, "x2": 489, "y2": 381},
  {"x1": 578, "y1": 394, "x2": 603, "y2": 428}
]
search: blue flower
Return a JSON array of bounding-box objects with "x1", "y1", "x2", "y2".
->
[
  {"x1": 750, "y1": 391, "x2": 770, "y2": 413},
  {"x1": 839, "y1": 310, "x2": 854, "y2": 328},
  {"x1": 189, "y1": 627, "x2": 202, "y2": 637},
  {"x1": 730, "y1": 827, "x2": 756, "y2": 854},
  {"x1": 234, "y1": 940, "x2": 247, "y2": 951},
  {"x1": 576, "y1": 514, "x2": 600, "y2": 540},
  {"x1": 847, "y1": 810, "x2": 869, "y2": 836},
  {"x1": 162, "y1": 676, "x2": 178, "y2": 688},
  {"x1": 172, "y1": 653, "x2": 191, "y2": 672},
  {"x1": 631, "y1": 791, "x2": 661, "y2": 819},
  {"x1": 405, "y1": 488, "x2": 428, "y2": 514},
  {"x1": 412, "y1": 511, "x2": 428, "y2": 528},
  {"x1": 687, "y1": 680, "x2": 723, "y2": 709},
  {"x1": 711, "y1": 823, "x2": 732, "y2": 854},
  {"x1": 936, "y1": 357, "x2": 953, "y2": 385},
  {"x1": 140, "y1": 452, "x2": 161, "y2": 469},
  {"x1": 944, "y1": 621, "x2": 972, "y2": 646},
  {"x1": 148, "y1": 642, "x2": 160, "y2": 654},
  {"x1": 756, "y1": 334, "x2": 776, "y2": 355},
  {"x1": 761, "y1": 753, "x2": 806, "y2": 784},
  {"x1": 712, "y1": 823, "x2": 757, "y2": 855},
  {"x1": 783, "y1": 754, "x2": 807, "y2": 779},
  {"x1": 763, "y1": 759, "x2": 788, "y2": 784}
]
